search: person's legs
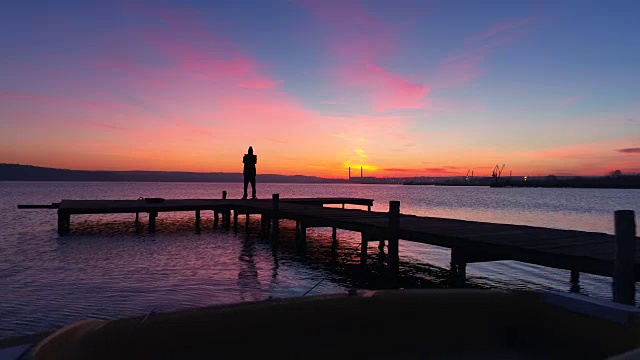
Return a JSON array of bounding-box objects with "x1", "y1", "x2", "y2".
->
[
  {"x1": 250, "y1": 177, "x2": 256, "y2": 198},
  {"x1": 243, "y1": 177, "x2": 249, "y2": 199}
]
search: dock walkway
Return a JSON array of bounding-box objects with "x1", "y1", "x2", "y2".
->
[{"x1": 18, "y1": 194, "x2": 638, "y2": 305}]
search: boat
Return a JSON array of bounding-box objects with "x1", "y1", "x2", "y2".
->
[{"x1": 3, "y1": 289, "x2": 640, "y2": 359}]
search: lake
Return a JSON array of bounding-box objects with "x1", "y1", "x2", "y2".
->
[{"x1": 1, "y1": 182, "x2": 639, "y2": 339}]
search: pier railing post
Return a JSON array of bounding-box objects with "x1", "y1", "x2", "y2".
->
[
  {"x1": 613, "y1": 210, "x2": 636, "y2": 305},
  {"x1": 271, "y1": 194, "x2": 279, "y2": 244},
  {"x1": 388, "y1": 201, "x2": 400, "y2": 285}
]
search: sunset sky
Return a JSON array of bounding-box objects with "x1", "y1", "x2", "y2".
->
[{"x1": 1, "y1": 0, "x2": 639, "y2": 178}]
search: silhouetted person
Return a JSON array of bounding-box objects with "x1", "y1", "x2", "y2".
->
[{"x1": 242, "y1": 146, "x2": 257, "y2": 199}]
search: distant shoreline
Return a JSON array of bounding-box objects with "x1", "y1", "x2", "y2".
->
[
  {"x1": 2, "y1": 164, "x2": 640, "y2": 188},
  {"x1": 404, "y1": 183, "x2": 640, "y2": 190}
]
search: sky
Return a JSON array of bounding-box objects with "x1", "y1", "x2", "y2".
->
[{"x1": 1, "y1": 0, "x2": 639, "y2": 178}]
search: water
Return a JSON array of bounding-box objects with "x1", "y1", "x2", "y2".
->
[{"x1": 1, "y1": 182, "x2": 639, "y2": 339}]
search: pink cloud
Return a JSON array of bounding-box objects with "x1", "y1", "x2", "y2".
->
[
  {"x1": 558, "y1": 96, "x2": 581, "y2": 106},
  {"x1": 344, "y1": 64, "x2": 429, "y2": 112},
  {"x1": 617, "y1": 148, "x2": 640, "y2": 154},
  {"x1": 301, "y1": 0, "x2": 429, "y2": 112},
  {"x1": 467, "y1": 16, "x2": 540, "y2": 43},
  {"x1": 518, "y1": 137, "x2": 640, "y2": 175},
  {"x1": 432, "y1": 16, "x2": 540, "y2": 89},
  {"x1": 426, "y1": 97, "x2": 487, "y2": 113}
]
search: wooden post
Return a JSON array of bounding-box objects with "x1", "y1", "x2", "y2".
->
[
  {"x1": 213, "y1": 210, "x2": 219, "y2": 229},
  {"x1": 388, "y1": 201, "x2": 400, "y2": 273},
  {"x1": 221, "y1": 191, "x2": 229, "y2": 229},
  {"x1": 298, "y1": 223, "x2": 307, "y2": 251},
  {"x1": 223, "y1": 210, "x2": 230, "y2": 229},
  {"x1": 57, "y1": 210, "x2": 70, "y2": 236},
  {"x1": 265, "y1": 215, "x2": 271, "y2": 239},
  {"x1": 245, "y1": 213, "x2": 250, "y2": 230},
  {"x1": 450, "y1": 248, "x2": 467, "y2": 283},
  {"x1": 149, "y1": 211, "x2": 157, "y2": 234},
  {"x1": 613, "y1": 210, "x2": 636, "y2": 305},
  {"x1": 368, "y1": 205, "x2": 371, "y2": 211},
  {"x1": 260, "y1": 214, "x2": 266, "y2": 238},
  {"x1": 270, "y1": 194, "x2": 279, "y2": 244},
  {"x1": 360, "y1": 233, "x2": 369, "y2": 267},
  {"x1": 233, "y1": 210, "x2": 239, "y2": 230},
  {"x1": 195, "y1": 210, "x2": 201, "y2": 232},
  {"x1": 342, "y1": 203, "x2": 345, "y2": 209},
  {"x1": 295, "y1": 221, "x2": 300, "y2": 241},
  {"x1": 378, "y1": 239, "x2": 385, "y2": 252},
  {"x1": 135, "y1": 212, "x2": 139, "y2": 225},
  {"x1": 570, "y1": 269, "x2": 580, "y2": 293}
]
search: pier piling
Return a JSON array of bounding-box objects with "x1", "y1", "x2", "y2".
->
[
  {"x1": 260, "y1": 214, "x2": 266, "y2": 238},
  {"x1": 298, "y1": 222, "x2": 307, "y2": 251},
  {"x1": 271, "y1": 194, "x2": 280, "y2": 245},
  {"x1": 233, "y1": 211, "x2": 238, "y2": 230},
  {"x1": 360, "y1": 233, "x2": 369, "y2": 267},
  {"x1": 570, "y1": 269, "x2": 580, "y2": 293},
  {"x1": 149, "y1": 211, "x2": 157, "y2": 234},
  {"x1": 388, "y1": 201, "x2": 400, "y2": 279},
  {"x1": 57, "y1": 210, "x2": 70, "y2": 235},
  {"x1": 450, "y1": 248, "x2": 467, "y2": 284},
  {"x1": 195, "y1": 210, "x2": 201, "y2": 232},
  {"x1": 613, "y1": 210, "x2": 636, "y2": 305}
]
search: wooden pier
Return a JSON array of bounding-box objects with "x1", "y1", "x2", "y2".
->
[{"x1": 19, "y1": 194, "x2": 638, "y2": 305}]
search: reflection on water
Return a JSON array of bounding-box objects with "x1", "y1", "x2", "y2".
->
[
  {"x1": 0, "y1": 182, "x2": 639, "y2": 339},
  {"x1": 237, "y1": 235, "x2": 260, "y2": 302}
]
